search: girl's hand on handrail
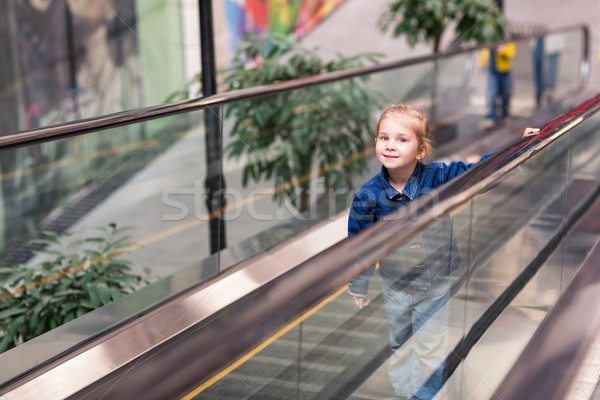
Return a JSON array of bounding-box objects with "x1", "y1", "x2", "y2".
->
[{"x1": 523, "y1": 127, "x2": 540, "y2": 138}]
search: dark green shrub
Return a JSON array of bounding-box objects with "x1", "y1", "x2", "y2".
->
[{"x1": 0, "y1": 223, "x2": 152, "y2": 353}]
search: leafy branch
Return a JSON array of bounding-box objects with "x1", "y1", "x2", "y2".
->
[{"x1": 0, "y1": 223, "x2": 153, "y2": 353}]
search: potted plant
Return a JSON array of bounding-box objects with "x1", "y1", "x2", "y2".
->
[
  {"x1": 0, "y1": 223, "x2": 153, "y2": 353},
  {"x1": 223, "y1": 33, "x2": 384, "y2": 211}
]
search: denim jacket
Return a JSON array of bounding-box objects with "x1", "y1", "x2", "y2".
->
[{"x1": 347, "y1": 154, "x2": 493, "y2": 296}]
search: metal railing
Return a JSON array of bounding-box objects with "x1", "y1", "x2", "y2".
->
[
  {"x1": 73, "y1": 94, "x2": 600, "y2": 400},
  {"x1": 2, "y1": 89, "x2": 598, "y2": 400},
  {"x1": 0, "y1": 25, "x2": 589, "y2": 150},
  {"x1": 0, "y1": 25, "x2": 594, "y2": 399}
]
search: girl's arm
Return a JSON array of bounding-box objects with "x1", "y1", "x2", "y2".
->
[
  {"x1": 347, "y1": 192, "x2": 377, "y2": 306},
  {"x1": 445, "y1": 127, "x2": 540, "y2": 180}
]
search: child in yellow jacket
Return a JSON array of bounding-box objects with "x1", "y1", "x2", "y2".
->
[{"x1": 480, "y1": 42, "x2": 516, "y2": 123}]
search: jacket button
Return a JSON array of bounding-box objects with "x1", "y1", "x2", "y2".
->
[
  {"x1": 410, "y1": 244, "x2": 422, "y2": 249},
  {"x1": 401, "y1": 195, "x2": 408, "y2": 201},
  {"x1": 416, "y1": 264, "x2": 426, "y2": 269}
]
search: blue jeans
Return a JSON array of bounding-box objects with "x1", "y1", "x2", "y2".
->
[
  {"x1": 487, "y1": 71, "x2": 512, "y2": 121},
  {"x1": 544, "y1": 53, "x2": 559, "y2": 91},
  {"x1": 533, "y1": 38, "x2": 545, "y2": 103},
  {"x1": 383, "y1": 282, "x2": 450, "y2": 399}
]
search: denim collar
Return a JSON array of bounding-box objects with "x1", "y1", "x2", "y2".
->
[{"x1": 378, "y1": 162, "x2": 422, "y2": 201}]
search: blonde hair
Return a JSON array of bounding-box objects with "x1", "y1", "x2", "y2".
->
[{"x1": 375, "y1": 104, "x2": 433, "y2": 159}]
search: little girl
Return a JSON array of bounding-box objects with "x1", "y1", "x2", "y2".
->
[{"x1": 347, "y1": 104, "x2": 537, "y2": 399}]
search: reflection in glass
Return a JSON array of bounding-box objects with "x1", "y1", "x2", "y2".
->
[
  {"x1": 454, "y1": 134, "x2": 572, "y2": 398},
  {"x1": 0, "y1": 24, "x2": 592, "y2": 393},
  {"x1": 379, "y1": 219, "x2": 456, "y2": 399},
  {"x1": 221, "y1": 80, "x2": 380, "y2": 267}
]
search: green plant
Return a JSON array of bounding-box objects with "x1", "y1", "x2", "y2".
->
[
  {"x1": 378, "y1": 0, "x2": 506, "y2": 54},
  {"x1": 0, "y1": 223, "x2": 152, "y2": 353},
  {"x1": 166, "y1": 33, "x2": 383, "y2": 211},
  {"x1": 223, "y1": 33, "x2": 384, "y2": 211}
]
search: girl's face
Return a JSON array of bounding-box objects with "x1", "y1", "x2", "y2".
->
[{"x1": 375, "y1": 115, "x2": 425, "y2": 174}]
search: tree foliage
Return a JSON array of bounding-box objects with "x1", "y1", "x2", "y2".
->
[
  {"x1": 223, "y1": 33, "x2": 384, "y2": 211},
  {"x1": 379, "y1": 0, "x2": 506, "y2": 53}
]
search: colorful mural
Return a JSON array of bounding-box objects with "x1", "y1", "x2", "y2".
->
[{"x1": 225, "y1": 0, "x2": 346, "y2": 62}]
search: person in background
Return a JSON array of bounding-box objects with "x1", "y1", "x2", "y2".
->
[
  {"x1": 542, "y1": 34, "x2": 566, "y2": 104},
  {"x1": 480, "y1": 42, "x2": 517, "y2": 126},
  {"x1": 533, "y1": 37, "x2": 545, "y2": 107}
]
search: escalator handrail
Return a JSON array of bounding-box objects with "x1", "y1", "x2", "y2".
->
[
  {"x1": 0, "y1": 25, "x2": 589, "y2": 150},
  {"x1": 6, "y1": 94, "x2": 596, "y2": 399},
  {"x1": 68, "y1": 93, "x2": 600, "y2": 399},
  {"x1": 493, "y1": 240, "x2": 600, "y2": 400},
  {"x1": 0, "y1": 27, "x2": 594, "y2": 399}
]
